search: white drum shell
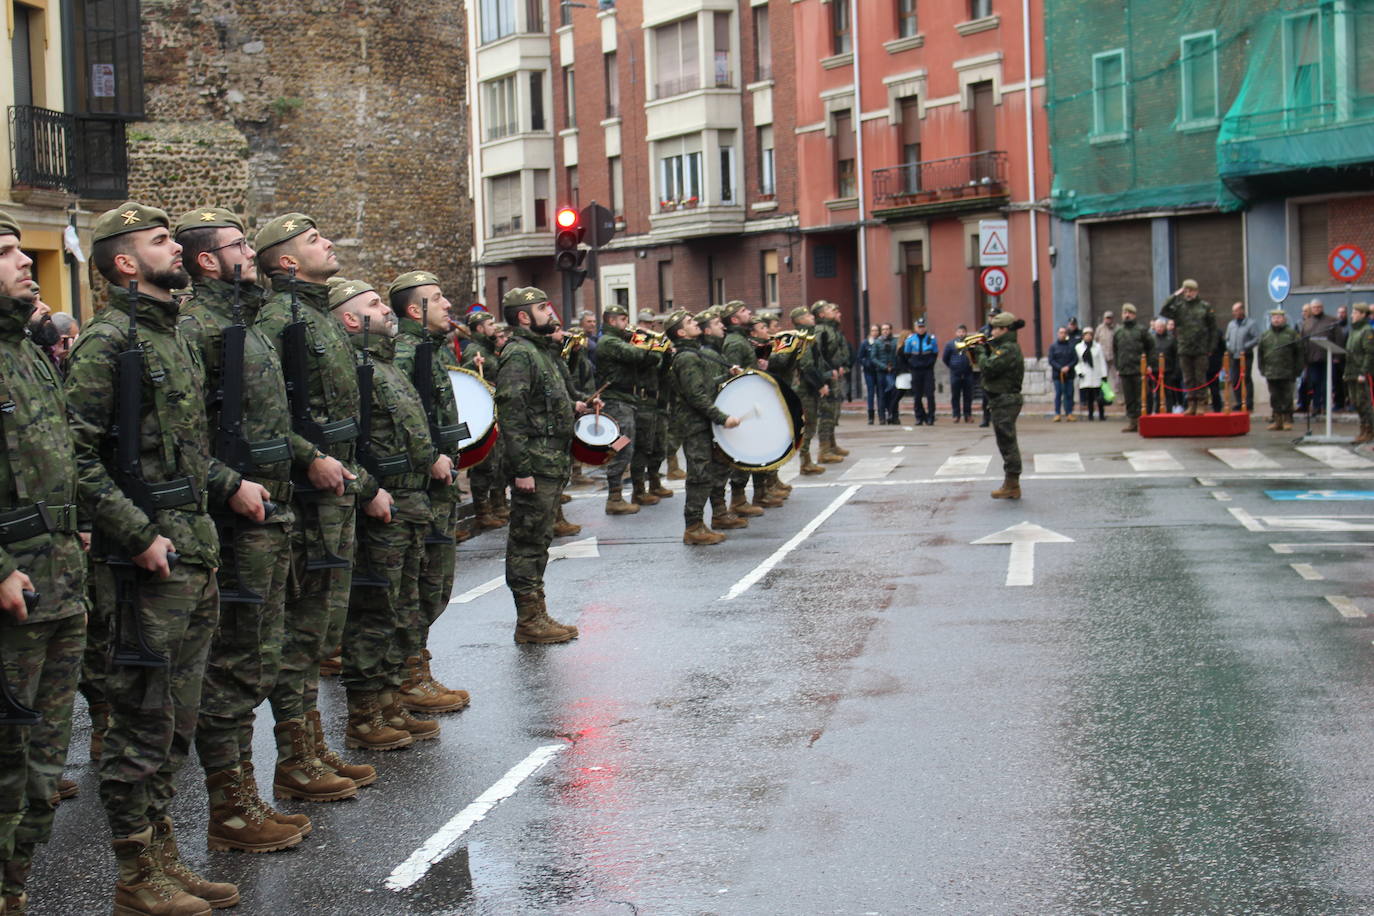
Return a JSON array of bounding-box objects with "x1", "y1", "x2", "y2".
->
[
  {"x1": 574, "y1": 412, "x2": 622, "y2": 447},
  {"x1": 448, "y1": 369, "x2": 496, "y2": 451},
  {"x1": 711, "y1": 371, "x2": 797, "y2": 470}
]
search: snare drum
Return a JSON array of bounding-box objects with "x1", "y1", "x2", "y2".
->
[
  {"x1": 448, "y1": 368, "x2": 500, "y2": 469},
  {"x1": 570, "y1": 412, "x2": 627, "y2": 466},
  {"x1": 711, "y1": 370, "x2": 803, "y2": 472}
]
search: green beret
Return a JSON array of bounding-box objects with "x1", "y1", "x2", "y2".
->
[
  {"x1": 809, "y1": 299, "x2": 834, "y2": 316},
  {"x1": 603, "y1": 304, "x2": 629, "y2": 318},
  {"x1": 93, "y1": 201, "x2": 170, "y2": 244},
  {"x1": 467, "y1": 309, "x2": 495, "y2": 329},
  {"x1": 694, "y1": 306, "x2": 717, "y2": 324},
  {"x1": 328, "y1": 279, "x2": 376, "y2": 311},
  {"x1": 990, "y1": 311, "x2": 1019, "y2": 328},
  {"x1": 1121, "y1": 303, "x2": 1137, "y2": 315},
  {"x1": 1269, "y1": 307, "x2": 1287, "y2": 316},
  {"x1": 255, "y1": 213, "x2": 315, "y2": 253},
  {"x1": 722, "y1": 301, "x2": 750, "y2": 321},
  {"x1": 637, "y1": 309, "x2": 659, "y2": 322},
  {"x1": 173, "y1": 206, "x2": 243, "y2": 237},
  {"x1": 388, "y1": 270, "x2": 441, "y2": 299},
  {"x1": 663, "y1": 309, "x2": 691, "y2": 336},
  {"x1": 789, "y1": 306, "x2": 810, "y2": 322},
  {"x1": 0, "y1": 209, "x2": 20, "y2": 240},
  {"x1": 501, "y1": 286, "x2": 549, "y2": 309},
  {"x1": 1355, "y1": 302, "x2": 1371, "y2": 315}
]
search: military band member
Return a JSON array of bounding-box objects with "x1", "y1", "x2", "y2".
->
[
  {"x1": 254, "y1": 213, "x2": 382, "y2": 800},
  {"x1": 595, "y1": 304, "x2": 661, "y2": 514},
  {"x1": 388, "y1": 271, "x2": 470, "y2": 715},
  {"x1": 174, "y1": 206, "x2": 314, "y2": 853},
  {"x1": 720, "y1": 302, "x2": 775, "y2": 517},
  {"x1": 811, "y1": 300, "x2": 851, "y2": 462},
  {"x1": 496, "y1": 288, "x2": 595, "y2": 643},
  {"x1": 0, "y1": 211, "x2": 88, "y2": 913},
  {"x1": 66, "y1": 202, "x2": 242, "y2": 914},
  {"x1": 976, "y1": 311, "x2": 1027, "y2": 499},
  {"x1": 1259, "y1": 308, "x2": 1301, "y2": 431},
  {"x1": 460, "y1": 309, "x2": 508, "y2": 532},
  {"x1": 792, "y1": 306, "x2": 830, "y2": 475}
]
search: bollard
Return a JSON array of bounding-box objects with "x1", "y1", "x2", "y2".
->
[{"x1": 1222, "y1": 352, "x2": 1232, "y2": 414}]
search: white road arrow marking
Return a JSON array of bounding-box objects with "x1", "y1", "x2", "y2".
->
[
  {"x1": 972, "y1": 521, "x2": 1074, "y2": 587},
  {"x1": 448, "y1": 537, "x2": 599, "y2": 605}
]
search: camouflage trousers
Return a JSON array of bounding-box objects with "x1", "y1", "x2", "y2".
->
[
  {"x1": 79, "y1": 553, "x2": 107, "y2": 710},
  {"x1": 990, "y1": 393, "x2": 1023, "y2": 476},
  {"x1": 1350, "y1": 377, "x2": 1374, "y2": 427},
  {"x1": 195, "y1": 521, "x2": 291, "y2": 775},
  {"x1": 820, "y1": 391, "x2": 841, "y2": 441},
  {"x1": 418, "y1": 490, "x2": 460, "y2": 648},
  {"x1": 683, "y1": 427, "x2": 732, "y2": 525},
  {"x1": 634, "y1": 403, "x2": 667, "y2": 482},
  {"x1": 1267, "y1": 379, "x2": 1295, "y2": 417},
  {"x1": 505, "y1": 475, "x2": 563, "y2": 597},
  {"x1": 0, "y1": 613, "x2": 85, "y2": 866},
  {"x1": 469, "y1": 437, "x2": 505, "y2": 506},
  {"x1": 344, "y1": 498, "x2": 426, "y2": 692},
  {"x1": 269, "y1": 496, "x2": 355, "y2": 721},
  {"x1": 800, "y1": 390, "x2": 822, "y2": 454},
  {"x1": 664, "y1": 411, "x2": 683, "y2": 462},
  {"x1": 1180, "y1": 353, "x2": 1209, "y2": 404},
  {"x1": 601, "y1": 398, "x2": 639, "y2": 489},
  {"x1": 1119, "y1": 373, "x2": 1144, "y2": 421},
  {"x1": 95, "y1": 561, "x2": 217, "y2": 837}
]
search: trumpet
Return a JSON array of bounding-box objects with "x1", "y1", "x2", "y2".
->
[
  {"x1": 954, "y1": 332, "x2": 988, "y2": 369},
  {"x1": 770, "y1": 329, "x2": 815, "y2": 356},
  {"x1": 561, "y1": 328, "x2": 587, "y2": 360},
  {"x1": 630, "y1": 329, "x2": 672, "y2": 353}
]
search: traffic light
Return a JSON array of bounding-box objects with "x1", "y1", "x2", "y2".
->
[{"x1": 554, "y1": 207, "x2": 587, "y2": 287}]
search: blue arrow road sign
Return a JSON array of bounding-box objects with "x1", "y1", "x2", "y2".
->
[{"x1": 1267, "y1": 265, "x2": 1290, "y2": 303}]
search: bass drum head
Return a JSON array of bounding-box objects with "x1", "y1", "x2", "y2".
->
[
  {"x1": 448, "y1": 368, "x2": 497, "y2": 451},
  {"x1": 574, "y1": 412, "x2": 621, "y2": 447},
  {"x1": 711, "y1": 370, "x2": 800, "y2": 472}
]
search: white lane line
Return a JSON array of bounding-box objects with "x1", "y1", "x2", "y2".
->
[
  {"x1": 1326, "y1": 596, "x2": 1367, "y2": 618},
  {"x1": 891, "y1": 446, "x2": 905, "y2": 454},
  {"x1": 1229, "y1": 507, "x2": 1265, "y2": 532},
  {"x1": 1125, "y1": 449, "x2": 1184, "y2": 472},
  {"x1": 1297, "y1": 445, "x2": 1374, "y2": 469},
  {"x1": 1270, "y1": 542, "x2": 1374, "y2": 553},
  {"x1": 720, "y1": 485, "x2": 861, "y2": 600},
  {"x1": 840, "y1": 456, "x2": 902, "y2": 480},
  {"x1": 1198, "y1": 478, "x2": 1218, "y2": 487},
  {"x1": 386, "y1": 743, "x2": 565, "y2": 892},
  {"x1": 1033, "y1": 452, "x2": 1085, "y2": 474},
  {"x1": 450, "y1": 575, "x2": 503, "y2": 606},
  {"x1": 1209, "y1": 448, "x2": 1280, "y2": 469},
  {"x1": 1259, "y1": 515, "x2": 1374, "y2": 532},
  {"x1": 1212, "y1": 490, "x2": 1232, "y2": 501},
  {"x1": 1290, "y1": 563, "x2": 1324, "y2": 580},
  {"x1": 936, "y1": 455, "x2": 992, "y2": 476}
]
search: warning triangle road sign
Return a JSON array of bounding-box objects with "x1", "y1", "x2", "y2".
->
[
  {"x1": 982, "y1": 231, "x2": 1007, "y2": 256},
  {"x1": 978, "y1": 219, "x2": 1009, "y2": 266}
]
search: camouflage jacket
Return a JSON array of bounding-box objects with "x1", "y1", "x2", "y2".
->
[
  {"x1": 395, "y1": 318, "x2": 463, "y2": 506},
  {"x1": 1112, "y1": 321, "x2": 1155, "y2": 374},
  {"x1": 669, "y1": 338, "x2": 732, "y2": 436},
  {"x1": 66, "y1": 285, "x2": 225, "y2": 567},
  {"x1": 815, "y1": 318, "x2": 851, "y2": 377},
  {"x1": 566, "y1": 345, "x2": 595, "y2": 400},
  {"x1": 979, "y1": 333, "x2": 1025, "y2": 396},
  {"x1": 1345, "y1": 322, "x2": 1374, "y2": 379},
  {"x1": 721, "y1": 328, "x2": 756, "y2": 370},
  {"x1": 496, "y1": 326, "x2": 578, "y2": 480},
  {"x1": 355, "y1": 332, "x2": 434, "y2": 523},
  {"x1": 460, "y1": 332, "x2": 496, "y2": 378},
  {"x1": 179, "y1": 278, "x2": 311, "y2": 523},
  {"x1": 795, "y1": 338, "x2": 829, "y2": 393},
  {"x1": 1258, "y1": 326, "x2": 1302, "y2": 380},
  {"x1": 0, "y1": 295, "x2": 86, "y2": 621},
  {"x1": 256, "y1": 277, "x2": 377, "y2": 502},
  {"x1": 596, "y1": 327, "x2": 660, "y2": 405},
  {"x1": 1159, "y1": 294, "x2": 1217, "y2": 357}
]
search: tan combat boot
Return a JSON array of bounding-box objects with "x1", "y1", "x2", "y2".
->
[
  {"x1": 683, "y1": 522, "x2": 726, "y2": 546},
  {"x1": 1122, "y1": 418, "x2": 1138, "y2": 432},
  {"x1": 552, "y1": 505, "x2": 582, "y2": 538},
  {"x1": 400, "y1": 655, "x2": 468, "y2": 714},
  {"x1": 631, "y1": 480, "x2": 660, "y2": 506},
  {"x1": 666, "y1": 454, "x2": 687, "y2": 480},
  {"x1": 605, "y1": 489, "x2": 640, "y2": 515},
  {"x1": 753, "y1": 487, "x2": 785, "y2": 509},
  {"x1": 817, "y1": 446, "x2": 844, "y2": 464},
  {"x1": 559, "y1": 491, "x2": 572, "y2": 505},
  {"x1": 827, "y1": 436, "x2": 850, "y2": 457},
  {"x1": 473, "y1": 499, "x2": 506, "y2": 530},
  {"x1": 991, "y1": 475, "x2": 1022, "y2": 500},
  {"x1": 205, "y1": 768, "x2": 302, "y2": 854},
  {"x1": 380, "y1": 690, "x2": 440, "y2": 741},
  {"x1": 513, "y1": 592, "x2": 576, "y2": 644},
  {"x1": 345, "y1": 690, "x2": 414, "y2": 751},
  {"x1": 1265, "y1": 416, "x2": 1283, "y2": 431},
  {"x1": 1355, "y1": 424, "x2": 1373, "y2": 444},
  {"x1": 318, "y1": 651, "x2": 342, "y2": 678},
  {"x1": 535, "y1": 591, "x2": 579, "y2": 639},
  {"x1": 306, "y1": 710, "x2": 377, "y2": 787},
  {"x1": 150, "y1": 818, "x2": 239, "y2": 910},
  {"x1": 492, "y1": 490, "x2": 512, "y2": 520},
  {"x1": 799, "y1": 448, "x2": 826, "y2": 475},
  {"x1": 89, "y1": 702, "x2": 111, "y2": 763},
  {"x1": 649, "y1": 474, "x2": 674, "y2": 498},
  {"x1": 769, "y1": 473, "x2": 792, "y2": 497},
  {"x1": 710, "y1": 495, "x2": 748, "y2": 530},
  {"x1": 730, "y1": 486, "x2": 764, "y2": 517},
  {"x1": 1282, "y1": 414, "x2": 1295, "y2": 430},
  {"x1": 240, "y1": 760, "x2": 312, "y2": 836},
  {"x1": 419, "y1": 649, "x2": 470, "y2": 708},
  {"x1": 272, "y1": 719, "x2": 359, "y2": 801},
  {"x1": 112, "y1": 825, "x2": 212, "y2": 916}
]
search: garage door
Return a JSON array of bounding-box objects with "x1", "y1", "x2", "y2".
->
[
  {"x1": 1088, "y1": 220, "x2": 1154, "y2": 326},
  {"x1": 1173, "y1": 213, "x2": 1244, "y2": 320}
]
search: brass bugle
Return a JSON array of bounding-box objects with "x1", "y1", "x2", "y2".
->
[
  {"x1": 561, "y1": 328, "x2": 587, "y2": 359},
  {"x1": 630, "y1": 329, "x2": 672, "y2": 353},
  {"x1": 954, "y1": 332, "x2": 988, "y2": 351}
]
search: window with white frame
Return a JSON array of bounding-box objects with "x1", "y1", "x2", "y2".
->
[
  {"x1": 658, "y1": 135, "x2": 703, "y2": 208},
  {"x1": 480, "y1": 0, "x2": 515, "y2": 44},
  {"x1": 609, "y1": 156, "x2": 624, "y2": 217},
  {"x1": 758, "y1": 125, "x2": 775, "y2": 196},
  {"x1": 484, "y1": 76, "x2": 518, "y2": 141},
  {"x1": 1283, "y1": 11, "x2": 1323, "y2": 121},
  {"x1": 718, "y1": 130, "x2": 737, "y2": 204},
  {"x1": 1092, "y1": 49, "x2": 1127, "y2": 138},
  {"x1": 1179, "y1": 31, "x2": 1218, "y2": 125},
  {"x1": 655, "y1": 16, "x2": 700, "y2": 99},
  {"x1": 898, "y1": 0, "x2": 918, "y2": 38},
  {"x1": 533, "y1": 170, "x2": 549, "y2": 230},
  {"x1": 488, "y1": 172, "x2": 522, "y2": 236}
]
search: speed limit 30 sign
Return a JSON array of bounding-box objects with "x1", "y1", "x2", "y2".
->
[{"x1": 980, "y1": 266, "x2": 1009, "y2": 297}]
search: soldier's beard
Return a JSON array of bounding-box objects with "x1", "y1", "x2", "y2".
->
[
  {"x1": 28, "y1": 315, "x2": 58, "y2": 347},
  {"x1": 148, "y1": 267, "x2": 191, "y2": 294},
  {"x1": 531, "y1": 312, "x2": 557, "y2": 335}
]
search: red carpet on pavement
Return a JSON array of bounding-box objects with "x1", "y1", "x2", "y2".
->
[{"x1": 1138, "y1": 412, "x2": 1251, "y2": 438}]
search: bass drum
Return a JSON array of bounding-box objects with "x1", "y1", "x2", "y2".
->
[
  {"x1": 570, "y1": 412, "x2": 626, "y2": 467},
  {"x1": 711, "y1": 370, "x2": 803, "y2": 472},
  {"x1": 448, "y1": 368, "x2": 500, "y2": 470}
]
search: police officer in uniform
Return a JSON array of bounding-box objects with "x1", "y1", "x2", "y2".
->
[{"x1": 975, "y1": 311, "x2": 1027, "y2": 500}]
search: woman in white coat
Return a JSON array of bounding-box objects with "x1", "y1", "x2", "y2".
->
[{"x1": 1075, "y1": 328, "x2": 1107, "y2": 420}]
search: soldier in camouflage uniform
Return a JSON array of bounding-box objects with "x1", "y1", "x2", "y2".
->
[
  {"x1": 974, "y1": 311, "x2": 1027, "y2": 500},
  {"x1": 792, "y1": 306, "x2": 831, "y2": 475},
  {"x1": 0, "y1": 211, "x2": 88, "y2": 914},
  {"x1": 632, "y1": 312, "x2": 674, "y2": 507},
  {"x1": 1259, "y1": 308, "x2": 1302, "y2": 431},
  {"x1": 388, "y1": 271, "x2": 471, "y2": 716},
  {"x1": 811, "y1": 300, "x2": 852, "y2": 461},
  {"x1": 718, "y1": 302, "x2": 776, "y2": 516},
  {"x1": 460, "y1": 309, "x2": 507, "y2": 532},
  {"x1": 1344, "y1": 303, "x2": 1374, "y2": 443},
  {"x1": 496, "y1": 288, "x2": 594, "y2": 643},
  {"x1": 66, "y1": 202, "x2": 243, "y2": 915},
  {"x1": 1112, "y1": 303, "x2": 1155, "y2": 432},
  {"x1": 254, "y1": 214, "x2": 385, "y2": 802},
  {"x1": 595, "y1": 304, "x2": 662, "y2": 514},
  {"x1": 665, "y1": 310, "x2": 743, "y2": 545},
  {"x1": 331, "y1": 282, "x2": 449, "y2": 750},
  {"x1": 1159, "y1": 279, "x2": 1218, "y2": 416},
  {"x1": 173, "y1": 206, "x2": 318, "y2": 854}
]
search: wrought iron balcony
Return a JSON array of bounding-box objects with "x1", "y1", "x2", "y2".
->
[
  {"x1": 873, "y1": 150, "x2": 1008, "y2": 205},
  {"x1": 8, "y1": 105, "x2": 128, "y2": 198}
]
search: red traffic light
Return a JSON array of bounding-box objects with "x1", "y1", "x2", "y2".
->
[{"x1": 556, "y1": 207, "x2": 579, "y2": 229}]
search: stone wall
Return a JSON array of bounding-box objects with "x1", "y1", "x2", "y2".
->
[{"x1": 129, "y1": 0, "x2": 473, "y2": 302}]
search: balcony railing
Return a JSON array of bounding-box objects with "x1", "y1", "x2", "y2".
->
[
  {"x1": 654, "y1": 75, "x2": 701, "y2": 100},
  {"x1": 873, "y1": 150, "x2": 1007, "y2": 204},
  {"x1": 8, "y1": 105, "x2": 128, "y2": 198}
]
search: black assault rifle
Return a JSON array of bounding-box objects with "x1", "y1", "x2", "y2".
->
[
  {"x1": 411, "y1": 299, "x2": 466, "y2": 545},
  {"x1": 0, "y1": 589, "x2": 42, "y2": 724},
  {"x1": 352, "y1": 316, "x2": 391, "y2": 589}
]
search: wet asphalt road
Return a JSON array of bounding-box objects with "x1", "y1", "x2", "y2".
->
[{"x1": 30, "y1": 408, "x2": 1374, "y2": 915}]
